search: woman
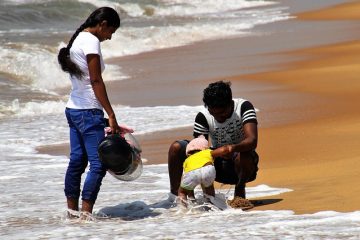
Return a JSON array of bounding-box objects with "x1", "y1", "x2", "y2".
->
[{"x1": 58, "y1": 7, "x2": 121, "y2": 215}]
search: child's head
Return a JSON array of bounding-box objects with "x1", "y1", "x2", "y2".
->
[{"x1": 186, "y1": 135, "x2": 209, "y2": 156}]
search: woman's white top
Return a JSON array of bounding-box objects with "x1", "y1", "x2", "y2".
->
[{"x1": 66, "y1": 32, "x2": 105, "y2": 110}]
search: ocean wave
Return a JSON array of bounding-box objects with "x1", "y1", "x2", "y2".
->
[
  {"x1": 0, "y1": 42, "x2": 126, "y2": 93},
  {"x1": 0, "y1": 0, "x2": 290, "y2": 94},
  {"x1": 0, "y1": 0, "x2": 95, "y2": 31},
  {"x1": 1, "y1": 99, "x2": 202, "y2": 128},
  {"x1": 102, "y1": 8, "x2": 290, "y2": 58},
  {"x1": 1, "y1": 99, "x2": 67, "y2": 116},
  {"x1": 0, "y1": 43, "x2": 69, "y2": 89},
  {"x1": 0, "y1": 103, "x2": 201, "y2": 165}
]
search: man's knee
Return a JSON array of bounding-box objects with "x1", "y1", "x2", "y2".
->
[
  {"x1": 168, "y1": 140, "x2": 188, "y2": 161},
  {"x1": 168, "y1": 140, "x2": 188, "y2": 195},
  {"x1": 168, "y1": 141, "x2": 183, "y2": 155}
]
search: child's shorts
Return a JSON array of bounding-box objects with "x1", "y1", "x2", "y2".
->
[{"x1": 180, "y1": 165, "x2": 216, "y2": 191}]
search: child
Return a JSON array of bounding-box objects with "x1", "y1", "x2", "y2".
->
[{"x1": 178, "y1": 135, "x2": 231, "y2": 203}]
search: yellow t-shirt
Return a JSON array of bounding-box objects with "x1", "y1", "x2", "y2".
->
[{"x1": 183, "y1": 149, "x2": 214, "y2": 173}]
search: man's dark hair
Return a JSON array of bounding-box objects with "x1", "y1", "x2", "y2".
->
[{"x1": 203, "y1": 80, "x2": 232, "y2": 108}]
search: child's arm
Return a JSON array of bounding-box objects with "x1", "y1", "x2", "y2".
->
[{"x1": 210, "y1": 145, "x2": 233, "y2": 159}]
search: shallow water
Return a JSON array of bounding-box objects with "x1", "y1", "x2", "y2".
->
[{"x1": 1, "y1": 160, "x2": 360, "y2": 239}]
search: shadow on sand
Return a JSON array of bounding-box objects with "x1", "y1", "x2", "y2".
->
[
  {"x1": 96, "y1": 198, "x2": 175, "y2": 221},
  {"x1": 251, "y1": 198, "x2": 283, "y2": 208},
  {"x1": 95, "y1": 197, "x2": 283, "y2": 220}
]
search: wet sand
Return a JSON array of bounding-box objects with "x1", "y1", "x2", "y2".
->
[
  {"x1": 39, "y1": 1, "x2": 360, "y2": 214},
  {"x1": 237, "y1": 2, "x2": 360, "y2": 213}
]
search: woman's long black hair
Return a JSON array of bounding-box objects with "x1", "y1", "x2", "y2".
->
[{"x1": 58, "y1": 7, "x2": 120, "y2": 77}]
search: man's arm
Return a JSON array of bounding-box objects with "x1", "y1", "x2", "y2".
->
[
  {"x1": 231, "y1": 122, "x2": 258, "y2": 152},
  {"x1": 230, "y1": 100, "x2": 258, "y2": 152},
  {"x1": 211, "y1": 145, "x2": 232, "y2": 158}
]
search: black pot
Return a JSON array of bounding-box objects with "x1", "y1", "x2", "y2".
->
[{"x1": 98, "y1": 134, "x2": 133, "y2": 175}]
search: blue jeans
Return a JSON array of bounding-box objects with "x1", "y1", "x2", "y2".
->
[{"x1": 64, "y1": 108, "x2": 106, "y2": 202}]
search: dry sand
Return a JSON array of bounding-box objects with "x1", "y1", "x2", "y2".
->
[{"x1": 38, "y1": 1, "x2": 360, "y2": 214}]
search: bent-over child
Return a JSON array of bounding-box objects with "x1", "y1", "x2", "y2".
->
[{"x1": 178, "y1": 135, "x2": 231, "y2": 203}]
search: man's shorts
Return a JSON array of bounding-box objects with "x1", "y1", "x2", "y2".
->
[
  {"x1": 180, "y1": 165, "x2": 216, "y2": 191},
  {"x1": 177, "y1": 140, "x2": 259, "y2": 185}
]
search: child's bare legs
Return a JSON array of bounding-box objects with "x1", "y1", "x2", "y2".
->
[
  {"x1": 178, "y1": 187, "x2": 195, "y2": 206},
  {"x1": 178, "y1": 187, "x2": 195, "y2": 200},
  {"x1": 178, "y1": 187, "x2": 188, "y2": 201}
]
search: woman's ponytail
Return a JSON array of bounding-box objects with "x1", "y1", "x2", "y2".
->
[
  {"x1": 57, "y1": 23, "x2": 86, "y2": 78},
  {"x1": 57, "y1": 45, "x2": 83, "y2": 77}
]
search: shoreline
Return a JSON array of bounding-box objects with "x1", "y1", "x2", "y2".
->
[
  {"x1": 38, "y1": 1, "x2": 360, "y2": 214},
  {"x1": 241, "y1": 1, "x2": 360, "y2": 213}
]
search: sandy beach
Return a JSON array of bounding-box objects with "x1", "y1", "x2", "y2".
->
[
  {"x1": 242, "y1": 2, "x2": 360, "y2": 213},
  {"x1": 38, "y1": 1, "x2": 360, "y2": 214}
]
